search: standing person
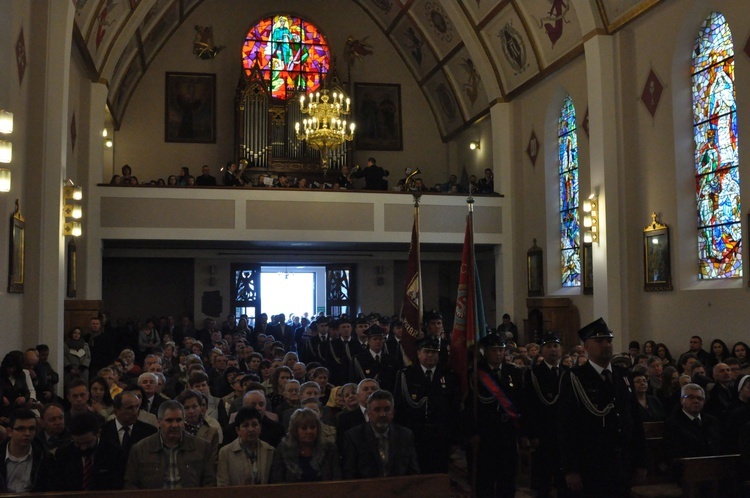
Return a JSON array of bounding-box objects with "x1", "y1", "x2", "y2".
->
[
  {"x1": 393, "y1": 337, "x2": 460, "y2": 474},
  {"x1": 497, "y1": 313, "x2": 519, "y2": 342},
  {"x1": 466, "y1": 334, "x2": 523, "y2": 498},
  {"x1": 558, "y1": 318, "x2": 646, "y2": 497},
  {"x1": 64, "y1": 326, "x2": 91, "y2": 387},
  {"x1": 124, "y1": 400, "x2": 217, "y2": 489},
  {"x1": 350, "y1": 326, "x2": 398, "y2": 392},
  {"x1": 350, "y1": 157, "x2": 389, "y2": 190},
  {"x1": 522, "y1": 333, "x2": 565, "y2": 497},
  {"x1": 477, "y1": 167, "x2": 494, "y2": 193},
  {"x1": 222, "y1": 161, "x2": 244, "y2": 186}
]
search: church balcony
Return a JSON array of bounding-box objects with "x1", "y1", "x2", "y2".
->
[{"x1": 93, "y1": 185, "x2": 506, "y2": 247}]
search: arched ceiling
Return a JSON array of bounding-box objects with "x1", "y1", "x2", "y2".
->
[{"x1": 72, "y1": 0, "x2": 664, "y2": 137}]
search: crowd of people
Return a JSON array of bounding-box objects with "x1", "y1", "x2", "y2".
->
[
  {"x1": 106, "y1": 161, "x2": 497, "y2": 194},
  {"x1": 3, "y1": 310, "x2": 748, "y2": 494}
]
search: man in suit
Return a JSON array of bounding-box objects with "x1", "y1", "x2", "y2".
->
[
  {"x1": 558, "y1": 318, "x2": 647, "y2": 497},
  {"x1": 268, "y1": 313, "x2": 295, "y2": 352},
  {"x1": 664, "y1": 383, "x2": 722, "y2": 461},
  {"x1": 393, "y1": 336, "x2": 460, "y2": 474},
  {"x1": 466, "y1": 333, "x2": 524, "y2": 497},
  {"x1": 343, "y1": 390, "x2": 419, "y2": 479},
  {"x1": 35, "y1": 403, "x2": 70, "y2": 453},
  {"x1": 51, "y1": 411, "x2": 124, "y2": 491},
  {"x1": 350, "y1": 326, "x2": 398, "y2": 392},
  {"x1": 100, "y1": 391, "x2": 157, "y2": 463},
  {"x1": 138, "y1": 372, "x2": 167, "y2": 416},
  {"x1": 522, "y1": 333, "x2": 565, "y2": 498},
  {"x1": 124, "y1": 400, "x2": 217, "y2": 489},
  {"x1": 336, "y1": 378, "x2": 379, "y2": 452}
]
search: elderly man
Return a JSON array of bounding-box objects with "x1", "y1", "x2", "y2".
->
[
  {"x1": 558, "y1": 318, "x2": 646, "y2": 497},
  {"x1": 35, "y1": 403, "x2": 70, "y2": 453},
  {"x1": 124, "y1": 400, "x2": 217, "y2": 489},
  {"x1": 704, "y1": 362, "x2": 736, "y2": 420},
  {"x1": 343, "y1": 389, "x2": 419, "y2": 479},
  {"x1": 664, "y1": 383, "x2": 722, "y2": 461},
  {"x1": 138, "y1": 372, "x2": 167, "y2": 416}
]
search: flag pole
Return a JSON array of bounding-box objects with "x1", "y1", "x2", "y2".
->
[
  {"x1": 466, "y1": 188, "x2": 480, "y2": 498},
  {"x1": 399, "y1": 193, "x2": 423, "y2": 366}
]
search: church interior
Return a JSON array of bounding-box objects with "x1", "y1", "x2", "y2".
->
[{"x1": 0, "y1": 0, "x2": 749, "y2": 376}]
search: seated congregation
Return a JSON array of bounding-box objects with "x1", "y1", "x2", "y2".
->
[{"x1": 1, "y1": 311, "x2": 750, "y2": 495}]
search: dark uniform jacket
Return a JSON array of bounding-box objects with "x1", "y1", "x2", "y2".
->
[
  {"x1": 350, "y1": 349, "x2": 398, "y2": 392},
  {"x1": 558, "y1": 362, "x2": 646, "y2": 488},
  {"x1": 393, "y1": 365, "x2": 460, "y2": 437},
  {"x1": 465, "y1": 361, "x2": 523, "y2": 439},
  {"x1": 522, "y1": 361, "x2": 565, "y2": 441}
]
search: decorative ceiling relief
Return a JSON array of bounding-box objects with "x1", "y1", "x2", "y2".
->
[
  {"x1": 526, "y1": 129, "x2": 539, "y2": 166},
  {"x1": 74, "y1": 0, "x2": 103, "y2": 42},
  {"x1": 595, "y1": 0, "x2": 663, "y2": 33},
  {"x1": 460, "y1": 0, "x2": 498, "y2": 25},
  {"x1": 141, "y1": 1, "x2": 179, "y2": 65},
  {"x1": 110, "y1": 36, "x2": 139, "y2": 95},
  {"x1": 391, "y1": 16, "x2": 439, "y2": 79},
  {"x1": 424, "y1": 70, "x2": 463, "y2": 136},
  {"x1": 640, "y1": 68, "x2": 664, "y2": 118},
  {"x1": 516, "y1": 0, "x2": 582, "y2": 67},
  {"x1": 443, "y1": 46, "x2": 488, "y2": 118},
  {"x1": 110, "y1": 58, "x2": 143, "y2": 124},
  {"x1": 411, "y1": 0, "x2": 460, "y2": 59},
  {"x1": 88, "y1": 0, "x2": 133, "y2": 72},
  {"x1": 481, "y1": 5, "x2": 540, "y2": 94},
  {"x1": 355, "y1": 0, "x2": 404, "y2": 30}
]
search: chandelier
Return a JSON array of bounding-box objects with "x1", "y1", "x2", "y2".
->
[{"x1": 295, "y1": 89, "x2": 355, "y2": 170}]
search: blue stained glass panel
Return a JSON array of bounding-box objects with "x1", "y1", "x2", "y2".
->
[
  {"x1": 691, "y1": 11, "x2": 741, "y2": 279},
  {"x1": 558, "y1": 96, "x2": 580, "y2": 287}
]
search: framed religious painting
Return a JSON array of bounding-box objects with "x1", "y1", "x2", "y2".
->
[
  {"x1": 165, "y1": 72, "x2": 216, "y2": 143},
  {"x1": 527, "y1": 239, "x2": 544, "y2": 297},
  {"x1": 8, "y1": 200, "x2": 25, "y2": 293},
  {"x1": 353, "y1": 83, "x2": 403, "y2": 151},
  {"x1": 643, "y1": 212, "x2": 672, "y2": 291},
  {"x1": 582, "y1": 243, "x2": 593, "y2": 295}
]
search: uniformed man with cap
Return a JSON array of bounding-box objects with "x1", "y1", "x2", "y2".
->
[
  {"x1": 350, "y1": 325, "x2": 399, "y2": 392},
  {"x1": 424, "y1": 310, "x2": 450, "y2": 368},
  {"x1": 304, "y1": 316, "x2": 333, "y2": 365},
  {"x1": 465, "y1": 333, "x2": 523, "y2": 497},
  {"x1": 393, "y1": 336, "x2": 460, "y2": 474},
  {"x1": 522, "y1": 332, "x2": 566, "y2": 497},
  {"x1": 557, "y1": 318, "x2": 646, "y2": 497}
]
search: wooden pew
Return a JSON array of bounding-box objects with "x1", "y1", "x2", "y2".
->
[
  {"x1": 631, "y1": 453, "x2": 742, "y2": 498},
  {"x1": 14, "y1": 474, "x2": 451, "y2": 498}
]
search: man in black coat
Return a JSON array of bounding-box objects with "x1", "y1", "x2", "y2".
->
[
  {"x1": 393, "y1": 336, "x2": 460, "y2": 474},
  {"x1": 664, "y1": 383, "x2": 722, "y2": 462},
  {"x1": 465, "y1": 333, "x2": 524, "y2": 497},
  {"x1": 329, "y1": 318, "x2": 362, "y2": 385},
  {"x1": 343, "y1": 390, "x2": 419, "y2": 479},
  {"x1": 350, "y1": 326, "x2": 399, "y2": 392},
  {"x1": 99, "y1": 392, "x2": 157, "y2": 464},
  {"x1": 522, "y1": 332, "x2": 565, "y2": 497},
  {"x1": 558, "y1": 318, "x2": 647, "y2": 497},
  {"x1": 52, "y1": 412, "x2": 125, "y2": 491},
  {"x1": 336, "y1": 378, "x2": 379, "y2": 452}
]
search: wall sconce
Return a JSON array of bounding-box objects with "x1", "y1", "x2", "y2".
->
[
  {"x1": 0, "y1": 168, "x2": 10, "y2": 192},
  {"x1": 469, "y1": 141, "x2": 481, "y2": 150},
  {"x1": 102, "y1": 129, "x2": 108, "y2": 138},
  {"x1": 63, "y1": 180, "x2": 83, "y2": 237},
  {"x1": 105, "y1": 139, "x2": 113, "y2": 148},
  {"x1": 582, "y1": 194, "x2": 598, "y2": 244},
  {"x1": 0, "y1": 140, "x2": 12, "y2": 163},
  {"x1": 0, "y1": 110, "x2": 13, "y2": 134}
]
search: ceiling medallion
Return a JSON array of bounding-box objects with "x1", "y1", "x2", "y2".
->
[
  {"x1": 425, "y1": 1, "x2": 453, "y2": 43},
  {"x1": 499, "y1": 22, "x2": 528, "y2": 74}
]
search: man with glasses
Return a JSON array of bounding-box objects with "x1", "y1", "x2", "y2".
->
[
  {"x1": 558, "y1": 318, "x2": 646, "y2": 497},
  {"x1": 664, "y1": 383, "x2": 722, "y2": 461},
  {"x1": 0, "y1": 409, "x2": 54, "y2": 492}
]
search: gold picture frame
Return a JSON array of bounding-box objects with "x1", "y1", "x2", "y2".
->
[
  {"x1": 643, "y1": 212, "x2": 672, "y2": 291},
  {"x1": 8, "y1": 199, "x2": 25, "y2": 293}
]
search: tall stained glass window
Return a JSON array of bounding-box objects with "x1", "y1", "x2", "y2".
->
[
  {"x1": 242, "y1": 15, "x2": 330, "y2": 101},
  {"x1": 559, "y1": 96, "x2": 580, "y2": 287},
  {"x1": 692, "y1": 12, "x2": 741, "y2": 279}
]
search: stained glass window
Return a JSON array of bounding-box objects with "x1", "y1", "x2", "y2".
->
[
  {"x1": 242, "y1": 15, "x2": 330, "y2": 101},
  {"x1": 559, "y1": 96, "x2": 580, "y2": 287},
  {"x1": 692, "y1": 12, "x2": 741, "y2": 279}
]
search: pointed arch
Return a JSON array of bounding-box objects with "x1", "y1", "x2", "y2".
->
[
  {"x1": 558, "y1": 96, "x2": 580, "y2": 287},
  {"x1": 691, "y1": 12, "x2": 741, "y2": 279}
]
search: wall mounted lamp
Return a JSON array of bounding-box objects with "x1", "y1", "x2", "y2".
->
[
  {"x1": 469, "y1": 141, "x2": 481, "y2": 150},
  {"x1": 63, "y1": 180, "x2": 83, "y2": 237},
  {"x1": 0, "y1": 110, "x2": 14, "y2": 192},
  {"x1": 582, "y1": 194, "x2": 599, "y2": 244},
  {"x1": 0, "y1": 168, "x2": 10, "y2": 192},
  {"x1": 0, "y1": 110, "x2": 13, "y2": 134}
]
